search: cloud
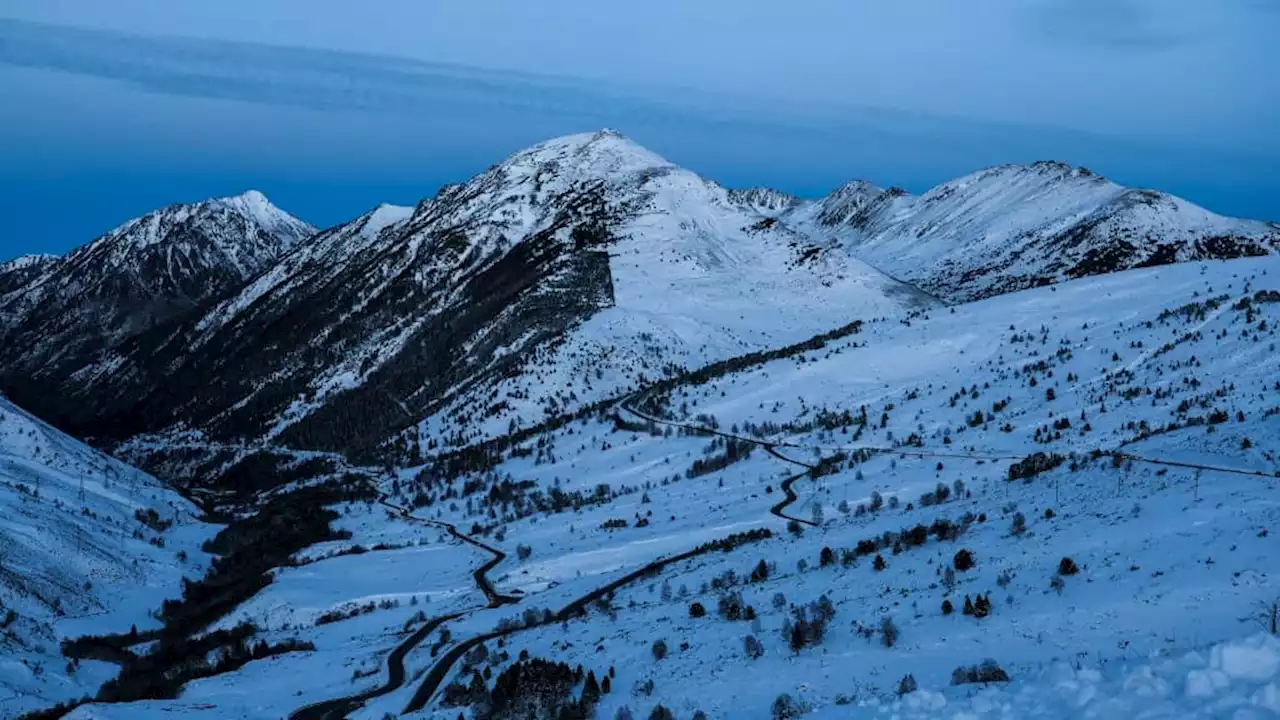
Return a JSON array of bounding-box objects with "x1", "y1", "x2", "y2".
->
[{"x1": 1027, "y1": 0, "x2": 1191, "y2": 50}]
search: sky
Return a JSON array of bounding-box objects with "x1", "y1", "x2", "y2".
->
[{"x1": 0, "y1": 0, "x2": 1277, "y2": 258}]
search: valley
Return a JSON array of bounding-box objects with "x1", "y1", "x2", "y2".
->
[{"x1": 0, "y1": 132, "x2": 1278, "y2": 719}]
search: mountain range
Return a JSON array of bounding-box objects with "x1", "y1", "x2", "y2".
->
[
  {"x1": 0, "y1": 130, "x2": 1275, "y2": 492},
  {"x1": 2, "y1": 129, "x2": 1279, "y2": 720}
]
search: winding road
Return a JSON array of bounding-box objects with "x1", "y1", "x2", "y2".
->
[
  {"x1": 290, "y1": 613, "x2": 462, "y2": 720},
  {"x1": 287, "y1": 499, "x2": 517, "y2": 720},
  {"x1": 296, "y1": 393, "x2": 1278, "y2": 718}
]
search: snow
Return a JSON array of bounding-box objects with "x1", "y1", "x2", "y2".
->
[
  {"x1": 797, "y1": 161, "x2": 1280, "y2": 302},
  {"x1": 5, "y1": 132, "x2": 1280, "y2": 720},
  {"x1": 0, "y1": 395, "x2": 217, "y2": 717}
]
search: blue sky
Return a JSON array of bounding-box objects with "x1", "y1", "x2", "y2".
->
[{"x1": 0, "y1": 1, "x2": 1277, "y2": 258}]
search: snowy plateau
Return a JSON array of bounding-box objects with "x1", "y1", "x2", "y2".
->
[{"x1": 0, "y1": 130, "x2": 1277, "y2": 719}]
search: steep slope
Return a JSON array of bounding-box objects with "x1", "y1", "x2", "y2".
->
[
  {"x1": 0, "y1": 253, "x2": 58, "y2": 298},
  {"x1": 800, "y1": 162, "x2": 1280, "y2": 302},
  {"x1": 0, "y1": 191, "x2": 313, "y2": 405},
  {"x1": 726, "y1": 187, "x2": 803, "y2": 216},
  {"x1": 31, "y1": 131, "x2": 926, "y2": 482},
  {"x1": 0, "y1": 394, "x2": 213, "y2": 717}
]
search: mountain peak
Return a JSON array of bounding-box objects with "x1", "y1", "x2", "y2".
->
[
  {"x1": 210, "y1": 190, "x2": 313, "y2": 242},
  {"x1": 809, "y1": 179, "x2": 888, "y2": 227},
  {"x1": 505, "y1": 129, "x2": 674, "y2": 180}
]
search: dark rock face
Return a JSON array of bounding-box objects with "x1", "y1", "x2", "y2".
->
[
  {"x1": 0, "y1": 192, "x2": 311, "y2": 393},
  {"x1": 3, "y1": 135, "x2": 642, "y2": 483}
]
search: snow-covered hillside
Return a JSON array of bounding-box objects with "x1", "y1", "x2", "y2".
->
[
  {"x1": 35, "y1": 255, "x2": 1277, "y2": 720},
  {"x1": 791, "y1": 162, "x2": 1280, "y2": 302},
  {"x1": 0, "y1": 394, "x2": 214, "y2": 717}
]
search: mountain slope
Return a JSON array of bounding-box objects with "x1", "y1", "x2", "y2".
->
[
  {"x1": 101, "y1": 255, "x2": 1278, "y2": 720},
  {"x1": 0, "y1": 191, "x2": 312, "y2": 383},
  {"x1": 26, "y1": 131, "x2": 927, "y2": 481},
  {"x1": 0, "y1": 394, "x2": 213, "y2": 716},
  {"x1": 798, "y1": 162, "x2": 1280, "y2": 302}
]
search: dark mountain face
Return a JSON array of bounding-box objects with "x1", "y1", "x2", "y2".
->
[
  {"x1": 0, "y1": 192, "x2": 312, "y2": 434},
  {"x1": 12, "y1": 133, "x2": 656, "y2": 479}
]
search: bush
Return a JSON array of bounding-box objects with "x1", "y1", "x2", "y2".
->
[
  {"x1": 689, "y1": 602, "x2": 706, "y2": 618},
  {"x1": 784, "y1": 597, "x2": 835, "y2": 653},
  {"x1": 880, "y1": 616, "x2": 898, "y2": 648},
  {"x1": 1058, "y1": 557, "x2": 1079, "y2": 576},
  {"x1": 717, "y1": 591, "x2": 746, "y2": 621},
  {"x1": 744, "y1": 634, "x2": 764, "y2": 659},
  {"x1": 873, "y1": 554, "x2": 887, "y2": 571},
  {"x1": 1010, "y1": 512, "x2": 1027, "y2": 537},
  {"x1": 649, "y1": 705, "x2": 675, "y2": 720},
  {"x1": 941, "y1": 599, "x2": 954, "y2": 615},
  {"x1": 771, "y1": 693, "x2": 805, "y2": 720},
  {"x1": 898, "y1": 674, "x2": 918, "y2": 696},
  {"x1": 651, "y1": 639, "x2": 668, "y2": 661},
  {"x1": 1007, "y1": 452, "x2": 1064, "y2": 481},
  {"x1": 1050, "y1": 575, "x2": 1065, "y2": 594},
  {"x1": 953, "y1": 549, "x2": 975, "y2": 572},
  {"x1": 951, "y1": 660, "x2": 1010, "y2": 685}
]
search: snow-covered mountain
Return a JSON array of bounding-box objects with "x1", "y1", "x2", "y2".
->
[
  {"x1": 47, "y1": 255, "x2": 1277, "y2": 720},
  {"x1": 726, "y1": 186, "x2": 804, "y2": 216},
  {"x1": 794, "y1": 162, "x2": 1280, "y2": 302},
  {"x1": 4, "y1": 131, "x2": 1280, "y2": 720},
  {"x1": 0, "y1": 393, "x2": 212, "y2": 716},
  {"x1": 0, "y1": 191, "x2": 313, "y2": 408},
  {"x1": 3, "y1": 132, "x2": 1277, "y2": 489},
  {"x1": 0, "y1": 253, "x2": 58, "y2": 298},
  {"x1": 21, "y1": 131, "x2": 928, "y2": 476}
]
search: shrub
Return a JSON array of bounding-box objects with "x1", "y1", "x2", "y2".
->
[
  {"x1": 744, "y1": 634, "x2": 764, "y2": 659},
  {"x1": 898, "y1": 674, "x2": 918, "y2": 696},
  {"x1": 516, "y1": 544, "x2": 533, "y2": 561},
  {"x1": 1007, "y1": 452, "x2": 1064, "y2": 481},
  {"x1": 717, "y1": 591, "x2": 746, "y2": 621},
  {"x1": 649, "y1": 705, "x2": 675, "y2": 720},
  {"x1": 942, "y1": 599, "x2": 954, "y2": 615},
  {"x1": 951, "y1": 660, "x2": 1010, "y2": 685},
  {"x1": 1010, "y1": 512, "x2": 1027, "y2": 537},
  {"x1": 651, "y1": 639, "x2": 668, "y2": 661},
  {"x1": 820, "y1": 547, "x2": 835, "y2": 568},
  {"x1": 689, "y1": 602, "x2": 706, "y2": 618},
  {"x1": 1058, "y1": 557, "x2": 1079, "y2": 576},
  {"x1": 1050, "y1": 575, "x2": 1065, "y2": 594},
  {"x1": 953, "y1": 549, "x2": 975, "y2": 572},
  {"x1": 880, "y1": 616, "x2": 898, "y2": 648},
  {"x1": 771, "y1": 693, "x2": 804, "y2": 720},
  {"x1": 873, "y1": 554, "x2": 887, "y2": 571}
]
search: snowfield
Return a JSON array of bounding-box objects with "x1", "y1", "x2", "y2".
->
[
  {"x1": 32, "y1": 256, "x2": 1277, "y2": 719},
  {"x1": 0, "y1": 396, "x2": 216, "y2": 717}
]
